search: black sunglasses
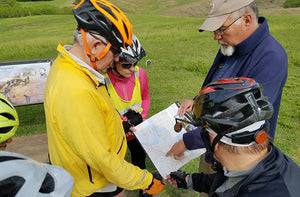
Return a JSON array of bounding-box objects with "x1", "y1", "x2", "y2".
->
[{"x1": 121, "y1": 62, "x2": 137, "y2": 69}]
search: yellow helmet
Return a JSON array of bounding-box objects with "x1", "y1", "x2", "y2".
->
[
  {"x1": 73, "y1": 0, "x2": 133, "y2": 49},
  {"x1": 0, "y1": 94, "x2": 19, "y2": 143}
]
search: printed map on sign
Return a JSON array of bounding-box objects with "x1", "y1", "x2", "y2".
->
[{"x1": 134, "y1": 103, "x2": 205, "y2": 179}]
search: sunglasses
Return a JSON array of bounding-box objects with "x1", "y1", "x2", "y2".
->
[
  {"x1": 121, "y1": 61, "x2": 137, "y2": 69},
  {"x1": 110, "y1": 46, "x2": 121, "y2": 57}
]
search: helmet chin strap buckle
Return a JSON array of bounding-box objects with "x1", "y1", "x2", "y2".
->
[{"x1": 81, "y1": 29, "x2": 112, "y2": 71}]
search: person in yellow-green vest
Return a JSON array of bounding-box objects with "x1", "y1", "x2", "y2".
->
[{"x1": 105, "y1": 34, "x2": 151, "y2": 197}]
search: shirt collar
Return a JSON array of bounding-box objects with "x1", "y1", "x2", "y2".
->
[{"x1": 63, "y1": 45, "x2": 106, "y2": 84}]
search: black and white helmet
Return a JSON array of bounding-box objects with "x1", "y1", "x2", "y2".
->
[
  {"x1": 119, "y1": 34, "x2": 146, "y2": 63},
  {"x1": 0, "y1": 151, "x2": 74, "y2": 197}
]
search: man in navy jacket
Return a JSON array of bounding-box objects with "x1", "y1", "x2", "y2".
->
[{"x1": 166, "y1": 0, "x2": 287, "y2": 159}]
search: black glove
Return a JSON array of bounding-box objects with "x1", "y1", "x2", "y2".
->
[
  {"x1": 124, "y1": 109, "x2": 143, "y2": 126},
  {"x1": 145, "y1": 173, "x2": 166, "y2": 195},
  {"x1": 170, "y1": 171, "x2": 190, "y2": 189},
  {"x1": 122, "y1": 121, "x2": 133, "y2": 133}
]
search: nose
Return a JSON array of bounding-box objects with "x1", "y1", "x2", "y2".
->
[
  {"x1": 129, "y1": 65, "x2": 135, "y2": 71},
  {"x1": 214, "y1": 32, "x2": 222, "y2": 40}
]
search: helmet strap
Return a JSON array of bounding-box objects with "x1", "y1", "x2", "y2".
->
[
  {"x1": 80, "y1": 29, "x2": 112, "y2": 70},
  {"x1": 112, "y1": 64, "x2": 126, "y2": 78},
  {"x1": 201, "y1": 129, "x2": 223, "y2": 172}
]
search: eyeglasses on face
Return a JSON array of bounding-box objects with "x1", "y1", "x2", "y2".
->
[
  {"x1": 120, "y1": 61, "x2": 137, "y2": 69},
  {"x1": 214, "y1": 15, "x2": 243, "y2": 36}
]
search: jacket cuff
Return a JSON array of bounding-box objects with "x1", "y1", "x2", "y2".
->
[{"x1": 183, "y1": 127, "x2": 205, "y2": 150}]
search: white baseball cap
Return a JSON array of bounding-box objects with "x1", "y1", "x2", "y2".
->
[{"x1": 199, "y1": 0, "x2": 254, "y2": 32}]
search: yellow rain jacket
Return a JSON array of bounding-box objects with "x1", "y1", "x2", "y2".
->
[{"x1": 44, "y1": 43, "x2": 152, "y2": 197}]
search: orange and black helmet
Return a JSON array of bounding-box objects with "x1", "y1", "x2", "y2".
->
[{"x1": 73, "y1": 0, "x2": 132, "y2": 49}]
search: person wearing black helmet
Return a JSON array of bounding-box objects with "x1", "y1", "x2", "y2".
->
[
  {"x1": 105, "y1": 34, "x2": 152, "y2": 197},
  {"x1": 44, "y1": 0, "x2": 165, "y2": 197},
  {"x1": 166, "y1": 77, "x2": 300, "y2": 197}
]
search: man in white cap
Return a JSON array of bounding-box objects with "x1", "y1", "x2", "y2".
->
[{"x1": 166, "y1": 1, "x2": 288, "y2": 196}]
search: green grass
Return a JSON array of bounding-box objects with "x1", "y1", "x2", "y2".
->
[
  {"x1": 18, "y1": 0, "x2": 73, "y2": 7},
  {"x1": 0, "y1": 3, "x2": 300, "y2": 196},
  {"x1": 0, "y1": 0, "x2": 72, "y2": 18},
  {"x1": 284, "y1": 0, "x2": 300, "y2": 8}
]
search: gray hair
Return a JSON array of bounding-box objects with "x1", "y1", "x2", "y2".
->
[
  {"x1": 73, "y1": 29, "x2": 108, "y2": 46},
  {"x1": 220, "y1": 137, "x2": 270, "y2": 155},
  {"x1": 231, "y1": 2, "x2": 259, "y2": 25}
]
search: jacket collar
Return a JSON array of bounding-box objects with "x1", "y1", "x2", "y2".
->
[
  {"x1": 234, "y1": 17, "x2": 269, "y2": 57},
  {"x1": 59, "y1": 43, "x2": 106, "y2": 85}
]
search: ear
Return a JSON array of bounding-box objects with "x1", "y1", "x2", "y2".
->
[
  {"x1": 90, "y1": 40, "x2": 103, "y2": 56},
  {"x1": 242, "y1": 13, "x2": 253, "y2": 30},
  {"x1": 209, "y1": 133, "x2": 219, "y2": 152},
  {"x1": 208, "y1": 132, "x2": 215, "y2": 146}
]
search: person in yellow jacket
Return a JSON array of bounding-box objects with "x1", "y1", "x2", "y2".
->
[{"x1": 44, "y1": 0, "x2": 166, "y2": 197}]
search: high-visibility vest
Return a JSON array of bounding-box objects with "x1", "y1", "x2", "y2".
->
[{"x1": 105, "y1": 66, "x2": 143, "y2": 116}]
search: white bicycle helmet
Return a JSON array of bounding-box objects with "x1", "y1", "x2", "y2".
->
[
  {"x1": 0, "y1": 151, "x2": 74, "y2": 197},
  {"x1": 119, "y1": 34, "x2": 146, "y2": 63}
]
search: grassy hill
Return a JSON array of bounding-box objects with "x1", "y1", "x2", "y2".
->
[
  {"x1": 12, "y1": 0, "x2": 300, "y2": 18},
  {"x1": 84, "y1": 0, "x2": 300, "y2": 16}
]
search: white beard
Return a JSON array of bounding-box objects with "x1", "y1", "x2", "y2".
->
[{"x1": 219, "y1": 40, "x2": 235, "y2": 56}]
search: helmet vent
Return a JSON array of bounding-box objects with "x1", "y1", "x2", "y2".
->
[
  {"x1": 0, "y1": 113, "x2": 15, "y2": 120},
  {"x1": 112, "y1": 5, "x2": 121, "y2": 14},
  {"x1": 240, "y1": 105, "x2": 253, "y2": 120},
  {"x1": 235, "y1": 95, "x2": 247, "y2": 103},
  {"x1": 39, "y1": 173, "x2": 55, "y2": 193},
  {"x1": 0, "y1": 156, "x2": 24, "y2": 163},
  {"x1": 217, "y1": 105, "x2": 228, "y2": 113},
  {"x1": 0, "y1": 126, "x2": 13, "y2": 134},
  {"x1": 99, "y1": 3, "x2": 117, "y2": 21},
  {"x1": 0, "y1": 176, "x2": 25, "y2": 196},
  {"x1": 122, "y1": 21, "x2": 129, "y2": 39},
  {"x1": 258, "y1": 100, "x2": 270, "y2": 110},
  {"x1": 85, "y1": 12, "x2": 94, "y2": 23},
  {"x1": 253, "y1": 89, "x2": 261, "y2": 99},
  {"x1": 0, "y1": 98, "x2": 13, "y2": 110}
]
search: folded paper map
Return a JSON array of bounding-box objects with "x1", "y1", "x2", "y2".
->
[{"x1": 134, "y1": 103, "x2": 206, "y2": 179}]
